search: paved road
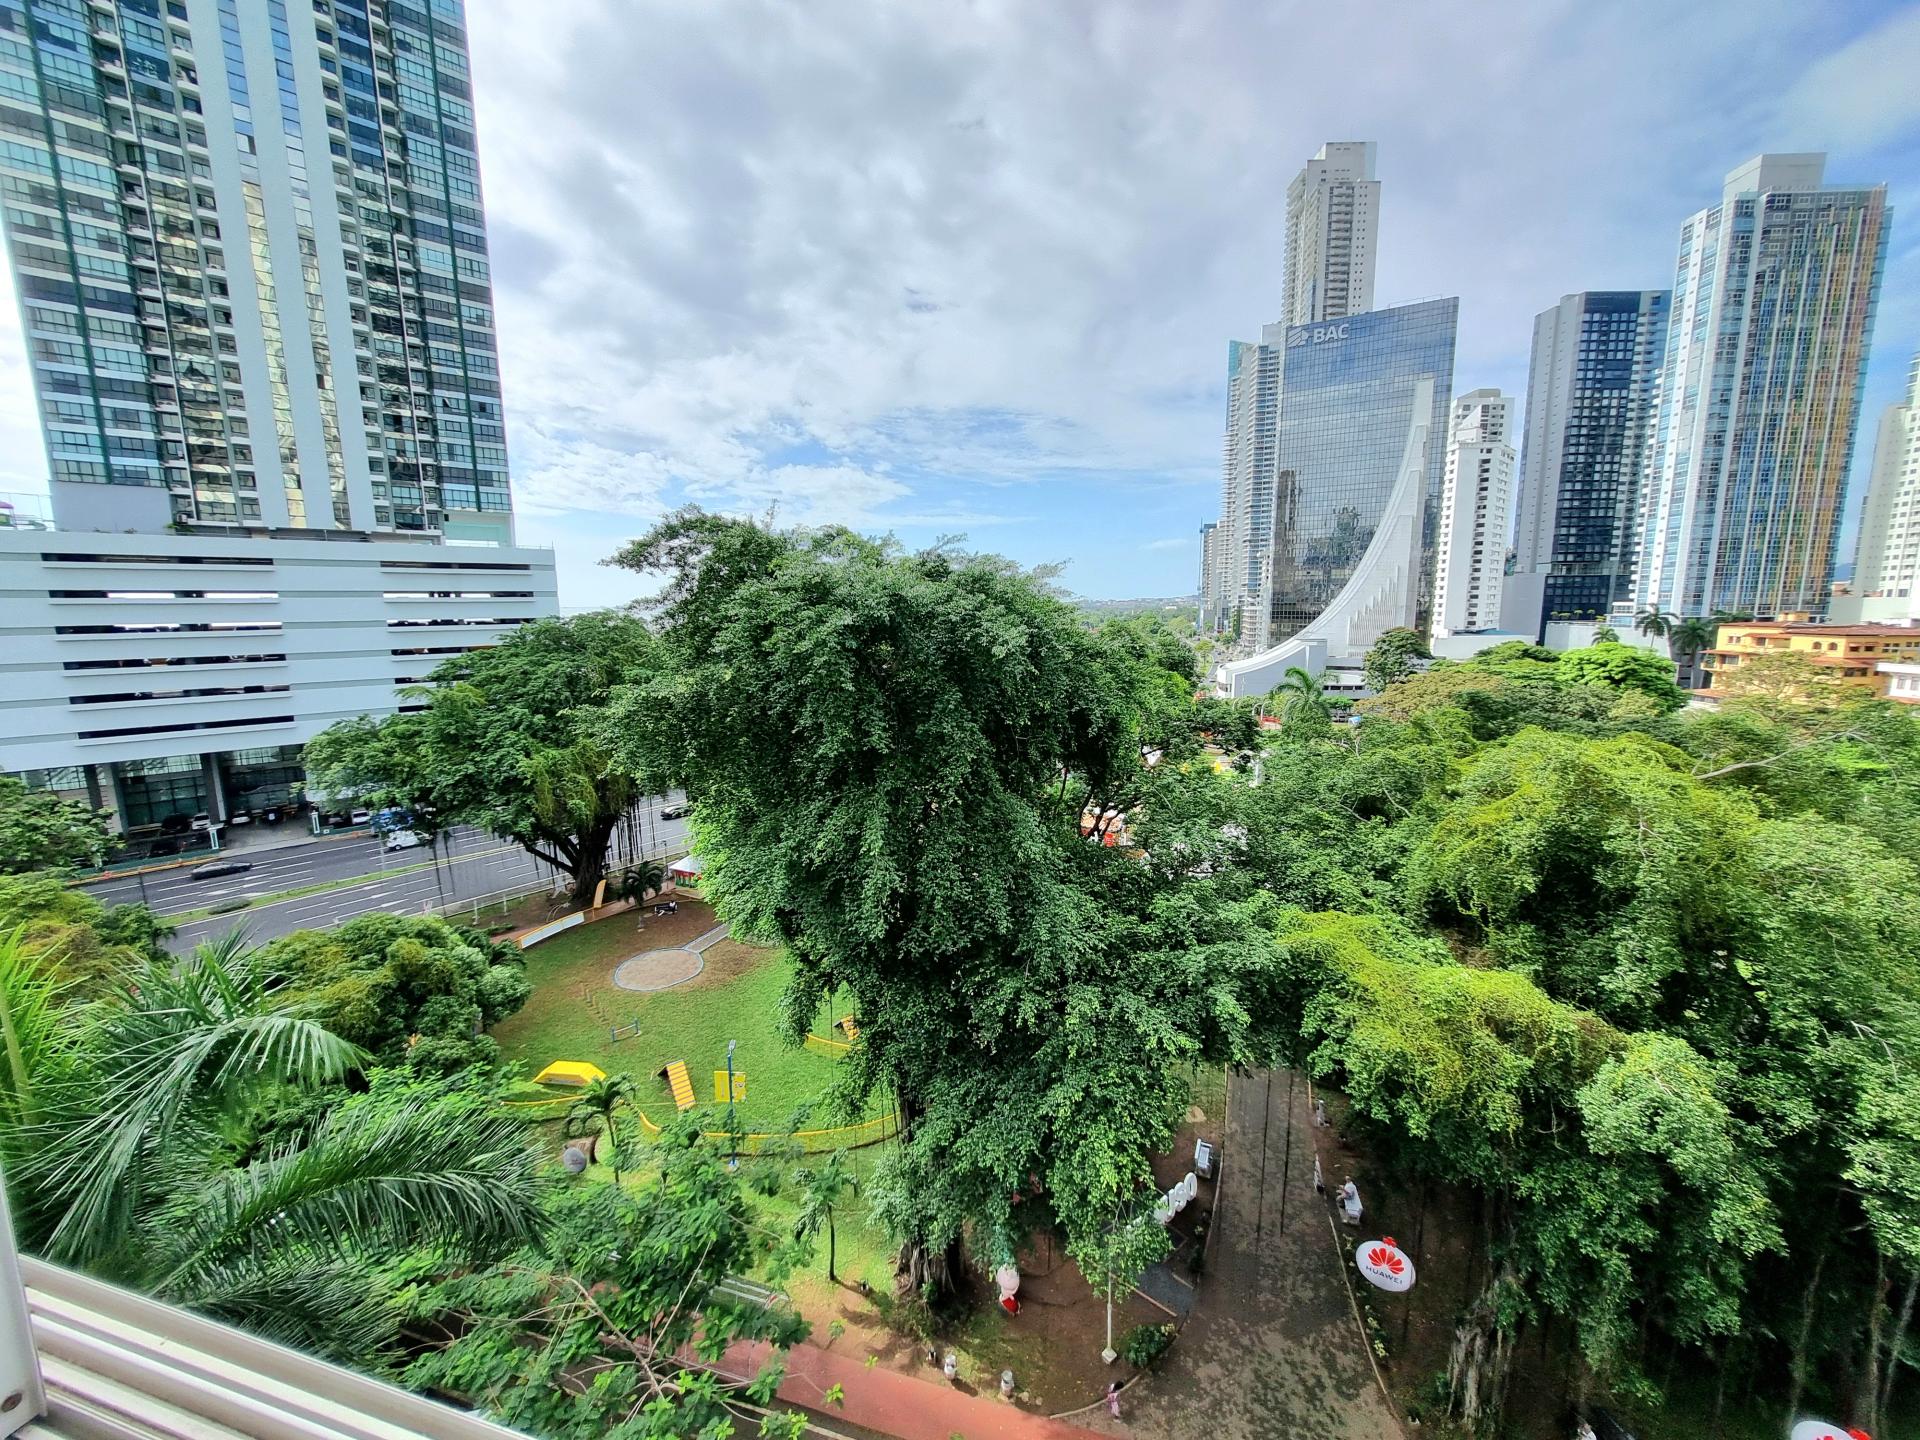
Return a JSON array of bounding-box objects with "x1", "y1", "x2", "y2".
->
[
  {"x1": 1084, "y1": 1069, "x2": 1401, "y2": 1440},
  {"x1": 82, "y1": 797, "x2": 691, "y2": 952}
]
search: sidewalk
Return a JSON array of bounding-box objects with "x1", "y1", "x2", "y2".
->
[
  {"x1": 1079, "y1": 1069, "x2": 1401, "y2": 1440},
  {"x1": 722, "y1": 1337, "x2": 1109, "y2": 1440}
]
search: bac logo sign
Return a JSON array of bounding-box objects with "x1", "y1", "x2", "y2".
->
[{"x1": 1288, "y1": 323, "x2": 1351, "y2": 347}]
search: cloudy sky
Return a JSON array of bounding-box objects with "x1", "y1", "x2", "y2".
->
[{"x1": 3, "y1": 0, "x2": 1919, "y2": 610}]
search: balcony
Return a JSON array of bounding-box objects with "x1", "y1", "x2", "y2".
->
[{"x1": 9, "y1": 1254, "x2": 522, "y2": 1440}]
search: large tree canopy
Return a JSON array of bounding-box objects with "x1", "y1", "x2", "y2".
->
[
  {"x1": 604, "y1": 511, "x2": 1276, "y2": 1293},
  {"x1": 306, "y1": 611, "x2": 667, "y2": 906},
  {"x1": 0, "y1": 775, "x2": 113, "y2": 874}
]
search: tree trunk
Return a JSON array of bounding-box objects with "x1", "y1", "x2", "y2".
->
[
  {"x1": 1448, "y1": 1260, "x2": 1519, "y2": 1433},
  {"x1": 1880, "y1": 1270, "x2": 1917, "y2": 1428},
  {"x1": 566, "y1": 817, "x2": 617, "y2": 909},
  {"x1": 1787, "y1": 1242, "x2": 1829, "y2": 1423},
  {"x1": 897, "y1": 1235, "x2": 961, "y2": 1302},
  {"x1": 827, "y1": 1209, "x2": 836, "y2": 1283},
  {"x1": 1857, "y1": 1247, "x2": 1889, "y2": 1435}
]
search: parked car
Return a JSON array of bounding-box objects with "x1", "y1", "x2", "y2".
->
[
  {"x1": 660, "y1": 801, "x2": 692, "y2": 820},
  {"x1": 383, "y1": 828, "x2": 425, "y2": 851},
  {"x1": 147, "y1": 836, "x2": 183, "y2": 857},
  {"x1": 189, "y1": 812, "x2": 212, "y2": 832},
  {"x1": 373, "y1": 807, "x2": 413, "y2": 832},
  {"x1": 227, "y1": 810, "x2": 252, "y2": 826},
  {"x1": 189, "y1": 860, "x2": 252, "y2": 881},
  {"x1": 159, "y1": 813, "x2": 192, "y2": 835},
  {"x1": 349, "y1": 808, "x2": 372, "y2": 825}
]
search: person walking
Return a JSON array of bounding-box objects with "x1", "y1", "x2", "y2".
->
[
  {"x1": 1313, "y1": 1153, "x2": 1325, "y2": 1195},
  {"x1": 1106, "y1": 1381, "x2": 1122, "y2": 1418},
  {"x1": 1340, "y1": 1177, "x2": 1363, "y2": 1227}
]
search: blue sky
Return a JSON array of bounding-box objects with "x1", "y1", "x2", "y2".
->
[{"x1": 3, "y1": 0, "x2": 1919, "y2": 611}]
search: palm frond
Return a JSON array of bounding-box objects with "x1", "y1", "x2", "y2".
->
[{"x1": 144, "y1": 1089, "x2": 542, "y2": 1301}]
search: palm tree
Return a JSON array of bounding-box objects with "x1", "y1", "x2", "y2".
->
[
  {"x1": 619, "y1": 860, "x2": 666, "y2": 905},
  {"x1": 1668, "y1": 616, "x2": 1716, "y2": 687},
  {"x1": 0, "y1": 925, "x2": 71, "y2": 1134},
  {"x1": 566, "y1": 1072, "x2": 637, "y2": 1182},
  {"x1": 1274, "y1": 666, "x2": 1332, "y2": 732},
  {"x1": 18, "y1": 932, "x2": 544, "y2": 1360},
  {"x1": 792, "y1": 1151, "x2": 858, "y2": 1283},
  {"x1": 136, "y1": 1084, "x2": 543, "y2": 1361},
  {"x1": 27, "y1": 932, "x2": 364, "y2": 1269},
  {"x1": 1634, "y1": 607, "x2": 1673, "y2": 644}
]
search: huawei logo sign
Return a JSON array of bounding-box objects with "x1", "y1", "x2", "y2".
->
[{"x1": 1366, "y1": 1245, "x2": 1405, "y2": 1276}]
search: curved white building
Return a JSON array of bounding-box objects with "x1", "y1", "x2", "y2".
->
[{"x1": 1217, "y1": 299, "x2": 1458, "y2": 698}]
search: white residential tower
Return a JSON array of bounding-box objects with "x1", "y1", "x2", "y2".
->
[
  {"x1": 1431, "y1": 389, "x2": 1516, "y2": 640},
  {"x1": 1281, "y1": 142, "x2": 1379, "y2": 327}
]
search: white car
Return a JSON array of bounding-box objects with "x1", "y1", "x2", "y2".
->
[
  {"x1": 384, "y1": 829, "x2": 425, "y2": 851},
  {"x1": 349, "y1": 808, "x2": 372, "y2": 825}
]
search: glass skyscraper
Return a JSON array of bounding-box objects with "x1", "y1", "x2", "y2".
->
[
  {"x1": 0, "y1": 0, "x2": 512, "y2": 539},
  {"x1": 1260, "y1": 298, "x2": 1457, "y2": 650},
  {"x1": 1632, "y1": 154, "x2": 1888, "y2": 620},
  {"x1": 1504, "y1": 290, "x2": 1669, "y2": 637}
]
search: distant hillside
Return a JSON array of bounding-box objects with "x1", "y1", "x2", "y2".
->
[{"x1": 1070, "y1": 594, "x2": 1198, "y2": 618}]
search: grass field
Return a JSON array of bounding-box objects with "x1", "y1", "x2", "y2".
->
[{"x1": 489, "y1": 902, "x2": 882, "y2": 1135}]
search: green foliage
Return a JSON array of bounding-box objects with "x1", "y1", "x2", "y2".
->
[
  {"x1": 1099, "y1": 614, "x2": 1200, "y2": 684},
  {"x1": 0, "y1": 872, "x2": 172, "y2": 988},
  {"x1": 305, "y1": 612, "x2": 664, "y2": 905},
  {"x1": 1122, "y1": 1321, "x2": 1176, "y2": 1367},
  {"x1": 1555, "y1": 642, "x2": 1686, "y2": 711},
  {"x1": 1363, "y1": 625, "x2": 1431, "y2": 694},
  {"x1": 603, "y1": 511, "x2": 1280, "y2": 1292},
  {"x1": 403, "y1": 1121, "x2": 810, "y2": 1440},
  {"x1": 264, "y1": 913, "x2": 530, "y2": 1071},
  {"x1": 11, "y1": 933, "x2": 542, "y2": 1361},
  {"x1": 563, "y1": 1072, "x2": 636, "y2": 1180},
  {"x1": 0, "y1": 775, "x2": 113, "y2": 874}
]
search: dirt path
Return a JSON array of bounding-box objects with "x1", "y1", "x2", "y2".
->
[{"x1": 1081, "y1": 1069, "x2": 1403, "y2": 1440}]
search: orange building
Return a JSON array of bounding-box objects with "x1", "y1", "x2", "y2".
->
[{"x1": 1699, "y1": 622, "x2": 1920, "y2": 699}]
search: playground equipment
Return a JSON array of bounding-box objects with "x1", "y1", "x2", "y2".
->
[
  {"x1": 659, "y1": 1059, "x2": 696, "y2": 1111},
  {"x1": 533, "y1": 1061, "x2": 607, "y2": 1087}
]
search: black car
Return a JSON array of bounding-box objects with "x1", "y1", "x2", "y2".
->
[
  {"x1": 147, "y1": 836, "x2": 183, "y2": 857},
  {"x1": 660, "y1": 801, "x2": 692, "y2": 820},
  {"x1": 190, "y1": 860, "x2": 253, "y2": 881}
]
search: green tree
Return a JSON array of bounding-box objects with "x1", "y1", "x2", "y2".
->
[
  {"x1": 1635, "y1": 606, "x2": 1673, "y2": 644},
  {"x1": 263, "y1": 914, "x2": 531, "y2": 1072},
  {"x1": 404, "y1": 1121, "x2": 812, "y2": 1440},
  {"x1": 12, "y1": 937, "x2": 543, "y2": 1359},
  {"x1": 0, "y1": 775, "x2": 113, "y2": 875},
  {"x1": 1591, "y1": 623, "x2": 1621, "y2": 644},
  {"x1": 604, "y1": 512, "x2": 1276, "y2": 1300},
  {"x1": 791, "y1": 1150, "x2": 858, "y2": 1282},
  {"x1": 1556, "y1": 641, "x2": 1687, "y2": 712},
  {"x1": 565, "y1": 1072, "x2": 637, "y2": 1182},
  {"x1": 1669, "y1": 615, "x2": 1716, "y2": 680},
  {"x1": 0, "y1": 872, "x2": 171, "y2": 988},
  {"x1": 1274, "y1": 665, "x2": 1333, "y2": 734},
  {"x1": 305, "y1": 612, "x2": 666, "y2": 907},
  {"x1": 1363, "y1": 625, "x2": 1431, "y2": 693},
  {"x1": 619, "y1": 859, "x2": 668, "y2": 904},
  {"x1": 0, "y1": 926, "x2": 70, "y2": 1133}
]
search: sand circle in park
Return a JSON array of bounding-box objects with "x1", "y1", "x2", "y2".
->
[{"x1": 612, "y1": 948, "x2": 704, "y2": 992}]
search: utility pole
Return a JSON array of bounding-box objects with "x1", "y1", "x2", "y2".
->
[{"x1": 725, "y1": 1038, "x2": 738, "y2": 1169}]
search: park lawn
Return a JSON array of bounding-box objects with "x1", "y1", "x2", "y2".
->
[{"x1": 490, "y1": 907, "x2": 877, "y2": 1135}]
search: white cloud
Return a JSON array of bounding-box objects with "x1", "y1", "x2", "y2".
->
[{"x1": 1775, "y1": 7, "x2": 1920, "y2": 150}]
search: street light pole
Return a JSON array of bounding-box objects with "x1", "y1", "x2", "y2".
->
[{"x1": 725, "y1": 1038, "x2": 738, "y2": 1170}]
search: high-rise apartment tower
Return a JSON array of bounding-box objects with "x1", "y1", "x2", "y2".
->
[
  {"x1": 1281, "y1": 142, "x2": 1379, "y2": 327},
  {"x1": 1852, "y1": 352, "x2": 1920, "y2": 605},
  {"x1": 0, "y1": 0, "x2": 514, "y2": 541},
  {"x1": 1631, "y1": 154, "x2": 1889, "y2": 620},
  {"x1": 1431, "y1": 388, "x2": 1516, "y2": 639},
  {"x1": 1503, "y1": 291, "x2": 1669, "y2": 638}
]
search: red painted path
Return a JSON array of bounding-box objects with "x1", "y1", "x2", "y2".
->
[{"x1": 721, "y1": 1338, "x2": 1108, "y2": 1440}]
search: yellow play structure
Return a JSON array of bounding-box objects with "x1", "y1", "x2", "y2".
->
[
  {"x1": 660, "y1": 1059, "x2": 696, "y2": 1111},
  {"x1": 533, "y1": 1060, "x2": 607, "y2": 1087}
]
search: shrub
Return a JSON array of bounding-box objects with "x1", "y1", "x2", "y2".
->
[{"x1": 1122, "y1": 1321, "x2": 1175, "y2": 1368}]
